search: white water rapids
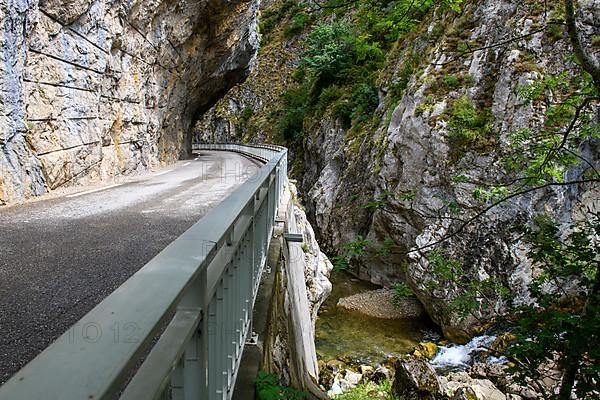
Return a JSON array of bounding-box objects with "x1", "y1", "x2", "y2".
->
[{"x1": 431, "y1": 335, "x2": 508, "y2": 369}]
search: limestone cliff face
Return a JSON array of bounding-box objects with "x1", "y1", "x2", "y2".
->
[
  {"x1": 197, "y1": 0, "x2": 599, "y2": 340},
  {"x1": 303, "y1": 0, "x2": 599, "y2": 341},
  {"x1": 0, "y1": 0, "x2": 259, "y2": 205}
]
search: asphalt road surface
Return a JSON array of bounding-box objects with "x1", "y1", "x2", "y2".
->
[{"x1": 0, "y1": 150, "x2": 261, "y2": 384}]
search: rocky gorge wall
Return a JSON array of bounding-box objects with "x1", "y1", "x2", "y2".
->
[
  {"x1": 197, "y1": 0, "x2": 599, "y2": 341},
  {"x1": 303, "y1": 0, "x2": 600, "y2": 341},
  {"x1": 0, "y1": 0, "x2": 259, "y2": 205},
  {"x1": 263, "y1": 182, "x2": 332, "y2": 397}
]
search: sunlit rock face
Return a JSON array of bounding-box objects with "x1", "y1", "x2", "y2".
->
[{"x1": 0, "y1": 0, "x2": 259, "y2": 204}]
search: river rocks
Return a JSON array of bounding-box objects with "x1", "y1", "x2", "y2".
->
[
  {"x1": 336, "y1": 289, "x2": 426, "y2": 319},
  {"x1": 344, "y1": 369, "x2": 362, "y2": 386},
  {"x1": 371, "y1": 365, "x2": 393, "y2": 383},
  {"x1": 0, "y1": 0, "x2": 260, "y2": 205},
  {"x1": 322, "y1": 348, "x2": 523, "y2": 399},
  {"x1": 490, "y1": 333, "x2": 516, "y2": 354},
  {"x1": 390, "y1": 355, "x2": 514, "y2": 400},
  {"x1": 414, "y1": 342, "x2": 439, "y2": 360},
  {"x1": 440, "y1": 372, "x2": 507, "y2": 400},
  {"x1": 392, "y1": 356, "x2": 441, "y2": 399},
  {"x1": 326, "y1": 369, "x2": 363, "y2": 397}
]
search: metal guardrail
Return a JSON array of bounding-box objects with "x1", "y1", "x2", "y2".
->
[
  {"x1": 192, "y1": 143, "x2": 287, "y2": 165},
  {"x1": 0, "y1": 144, "x2": 288, "y2": 400}
]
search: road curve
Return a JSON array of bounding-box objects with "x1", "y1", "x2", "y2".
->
[{"x1": 0, "y1": 150, "x2": 261, "y2": 384}]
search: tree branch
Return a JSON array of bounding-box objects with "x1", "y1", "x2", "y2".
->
[
  {"x1": 565, "y1": 0, "x2": 600, "y2": 91},
  {"x1": 408, "y1": 178, "x2": 600, "y2": 254}
]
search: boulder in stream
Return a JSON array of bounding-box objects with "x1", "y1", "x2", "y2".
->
[
  {"x1": 336, "y1": 289, "x2": 426, "y2": 319},
  {"x1": 392, "y1": 356, "x2": 441, "y2": 399}
]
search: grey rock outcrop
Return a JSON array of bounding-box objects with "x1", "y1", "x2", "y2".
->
[
  {"x1": 392, "y1": 356, "x2": 441, "y2": 399},
  {"x1": 0, "y1": 0, "x2": 259, "y2": 205}
]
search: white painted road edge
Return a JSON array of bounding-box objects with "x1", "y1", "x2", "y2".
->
[{"x1": 66, "y1": 183, "x2": 122, "y2": 198}]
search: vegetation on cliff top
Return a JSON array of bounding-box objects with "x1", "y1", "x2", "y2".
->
[{"x1": 275, "y1": 0, "x2": 462, "y2": 150}]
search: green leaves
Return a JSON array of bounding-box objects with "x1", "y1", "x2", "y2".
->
[
  {"x1": 508, "y1": 70, "x2": 599, "y2": 187},
  {"x1": 302, "y1": 21, "x2": 356, "y2": 80},
  {"x1": 427, "y1": 250, "x2": 463, "y2": 281},
  {"x1": 503, "y1": 215, "x2": 600, "y2": 399},
  {"x1": 255, "y1": 371, "x2": 309, "y2": 400},
  {"x1": 277, "y1": 87, "x2": 310, "y2": 143},
  {"x1": 333, "y1": 235, "x2": 398, "y2": 272},
  {"x1": 441, "y1": 0, "x2": 463, "y2": 13},
  {"x1": 376, "y1": 238, "x2": 395, "y2": 257},
  {"x1": 472, "y1": 186, "x2": 509, "y2": 202},
  {"x1": 446, "y1": 95, "x2": 493, "y2": 142},
  {"x1": 332, "y1": 236, "x2": 370, "y2": 272},
  {"x1": 344, "y1": 236, "x2": 370, "y2": 258},
  {"x1": 392, "y1": 282, "x2": 415, "y2": 308},
  {"x1": 332, "y1": 255, "x2": 350, "y2": 272}
]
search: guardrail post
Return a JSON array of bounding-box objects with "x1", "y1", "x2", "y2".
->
[{"x1": 173, "y1": 269, "x2": 208, "y2": 400}]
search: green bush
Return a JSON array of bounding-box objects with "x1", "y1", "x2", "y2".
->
[
  {"x1": 392, "y1": 282, "x2": 414, "y2": 308},
  {"x1": 318, "y1": 85, "x2": 345, "y2": 109},
  {"x1": 333, "y1": 380, "x2": 398, "y2": 399},
  {"x1": 259, "y1": 2, "x2": 292, "y2": 35},
  {"x1": 333, "y1": 100, "x2": 354, "y2": 129},
  {"x1": 239, "y1": 107, "x2": 254, "y2": 123},
  {"x1": 547, "y1": 23, "x2": 563, "y2": 41},
  {"x1": 350, "y1": 83, "x2": 379, "y2": 122},
  {"x1": 446, "y1": 95, "x2": 492, "y2": 141},
  {"x1": 442, "y1": 74, "x2": 460, "y2": 89},
  {"x1": 332, "y1": 237, "x2": 371, "y2": 272},
  {"x1": 301, "y1": 21, "x2": 356, "y2": 80},
  {"x1": 388, "y1": 51, "x2": 419, "y2": 101},
  {"x1": 284, "y1": 12, "x2": 313, "y2": 37},
  {"x1": 255, "y1": 371, "x2": 308, "y2": 400},
  {"x1": 277, "y1": 87, "x2": 310, "y2": 143}
]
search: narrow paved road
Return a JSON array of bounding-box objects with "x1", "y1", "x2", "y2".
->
[{"x1": 0, "y1": 150, "x2": 261, "y2": 384}]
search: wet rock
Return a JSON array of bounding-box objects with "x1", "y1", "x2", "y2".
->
[
  {"x1": 344, "y1": 369, "x2": 362, "y2": 386},
  {"x1": 490, "y1": 333, "x2": 517, "y2": 354},
  {"x1": 337, "y1": 289, "x2": 425, "y2": 319},
  {"x1": 468, "y1": 363, "x2": 507, "y2": 381},
  {"x1": 318, "y1": 360, "x2": 334, "y2": 388},
  {"x1": 414, "y1": 342, "x2": 439, "y2": 359},
  {"x1": 451, "y1": 387, "x2": 478, "y2": 400},
  {"x1": 371, "y1": 366, "x2": 392, "y2": 383},
  {"x1": 392, "y1": 356, "x2": 441, "y2": 399},
  {"x1": 468, "y1": 361, "x2": 558, "y2": 400},
  {"x1": 327, "y1": 369, "x2": 362, "y2": 397},
  {"x1": 327, "y1": 378, "x2": 344, "y2": 397}
]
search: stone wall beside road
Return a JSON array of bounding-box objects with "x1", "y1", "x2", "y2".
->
[{"x1": 0, "y1": 0, "x2": 259, "y2": 205}]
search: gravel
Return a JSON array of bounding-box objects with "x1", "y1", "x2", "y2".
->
[{"x1": 336, "y1": 289, "x2": 426, "y2": 319}]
